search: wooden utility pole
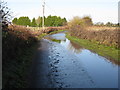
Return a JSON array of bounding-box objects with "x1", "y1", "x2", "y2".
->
[
  {"x1": 42, "y1": 0, "x2": 45, "y2": 32},
  {"x1": 118, "y1": 1, "x2": 120, "y2": 25}
]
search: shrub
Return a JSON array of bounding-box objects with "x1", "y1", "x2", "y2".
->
[
  {"x1": 68, "y1": 16, "x2": 119, "y2": 48},
  {"x1": 2, "y1": 25, "x2": 37, "y2": 64},
  {"x1": 2, "y1": 25, "x2": 38, "y2": 88}
]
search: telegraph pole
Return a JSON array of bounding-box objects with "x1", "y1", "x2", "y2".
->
[
  {"x1": 118, "y1": 1, "x2": 120, "y2": 25},
  {"x1": 42, "y1": 0, "x2": 45, "y2": 32}
]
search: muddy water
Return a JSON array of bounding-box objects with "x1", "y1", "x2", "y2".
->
[
  {"x1": 44, "y1": 32, "x2": 119, "y2": 88},
  {"x1": 30, "y1": 32, "x2": 119, "y2": 88}
]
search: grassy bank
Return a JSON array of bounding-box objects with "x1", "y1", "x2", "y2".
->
[
  {"x1": 66, "y1": 33, "x2": 120, "y2": 62},
  {"x1": 3, "y1": 44, "x2": 37, "y2": 88},
  {"x1": 51, "y1": 39, "x2": 61, "y2": 43},
  {"x1": 2, "y1": 25, "x2": 38, "y2": 88}
]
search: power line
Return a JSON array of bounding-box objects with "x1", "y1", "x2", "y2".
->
[{"x1": 45, "y1": 3, "x2": 57, "y2": 15}]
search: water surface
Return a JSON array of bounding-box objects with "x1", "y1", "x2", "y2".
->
[{"x1": 44, "y1": 32, "x2": 119, "y2": 88}]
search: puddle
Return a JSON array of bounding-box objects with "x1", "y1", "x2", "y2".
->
[{"x1": 44, "y1": 32, "x2": 119, "y2": 88}]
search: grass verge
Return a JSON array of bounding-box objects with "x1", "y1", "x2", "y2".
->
[
  {"x1": 66, "y1": 33, "x2": 120, "y2": 61},
  {"x1": 51, "y1": 39, "x2": 61, "y2": 43}
]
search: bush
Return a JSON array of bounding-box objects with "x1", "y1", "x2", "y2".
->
[
  {"x1": 2, "y1": 25, "x2": 38, "y2": 88},
  {"x1": 68, "y1": 16, "x2": 92, "y2": 28},
  {"x1": 68, "y1": 16, "x2": 119, "y2": 48},
  {"x1": 3, "y1": 25, "x2": 37, "y2": 63}
]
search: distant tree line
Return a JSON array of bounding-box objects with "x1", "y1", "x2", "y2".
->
[
  {"x1": 94, "y1": 22, "x2": 119, "y2": 27},
  {"x1": 12, "y1": 15, "x2": 67, "y2": 27}
]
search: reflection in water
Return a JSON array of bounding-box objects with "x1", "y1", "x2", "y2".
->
[
  {"x1": 46, "y1": 32, "x2": 120, "y2": 65},
  {"x1": 45, "y1": 32, "x2": 119, "y2": 88},
  {"x1": 48, "y1": 33, "x2": 83, "y2": 54},
  {"x1": 61, "y1": 39, "x2": 82, "y2": 54}
]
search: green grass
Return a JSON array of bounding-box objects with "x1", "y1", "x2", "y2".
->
[
  {"x1": 51, "y1": 39, "x2": 61, "y2": 43},
  {"x1": 66, "y1": 33, "x2": 120, "y2": 61},
  {"x1": 37, "y1": 33, "x2": 47, "y2": 40}
]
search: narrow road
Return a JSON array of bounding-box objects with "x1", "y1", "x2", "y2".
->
[
  {"x1": 29, "y1": 39, "x2": 96, "y2": 88},
  {"x1": 29, "y1": 32, "x2": 118, "y2": 88}
]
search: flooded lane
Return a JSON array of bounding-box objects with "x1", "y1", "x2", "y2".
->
[
  {"x1": 30, "y1": 32, "x2": 119, "y2": 88},
  {"x1": 47, "y1": 39, "x2": 96, "y2": 88},
  {"x1": 45, "y1": 32, "x2": 119, "y2": 88}
]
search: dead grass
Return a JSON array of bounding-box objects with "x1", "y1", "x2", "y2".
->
[{"x1": 87, "y1": 26, "x2": 118, "y2": 31}]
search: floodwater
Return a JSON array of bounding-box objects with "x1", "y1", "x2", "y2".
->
[{"x1": 30, "y1": 32, "x2": 119, "y2": 88}]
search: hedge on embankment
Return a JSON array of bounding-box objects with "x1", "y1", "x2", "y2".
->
[
  {"x1": 69, "y1": 26, "x2": 119, "y2": 48},
  {"x1": 2, "y1": 25, "x2": 38, "y2": 88},
  {"x1": 68, "y1": 16, "x2": 119, "y2": 48},
  {"x1": 3, "y1": 25, "x2": 38, "y2": 64}
]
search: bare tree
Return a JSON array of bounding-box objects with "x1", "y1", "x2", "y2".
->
[{"x1": 0, "y1": 1, "x2": 12, "y2": 27}]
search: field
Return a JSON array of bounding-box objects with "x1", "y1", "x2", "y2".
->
[{"x1": 87, "y1": 26, "x2": 118, "y2": 31}]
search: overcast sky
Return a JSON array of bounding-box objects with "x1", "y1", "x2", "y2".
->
[{"x1": 4, "y1": 0, "x2": 119, "y2": 23}]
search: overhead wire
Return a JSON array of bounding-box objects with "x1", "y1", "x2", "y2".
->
[{"x1": 45, "y1": 3, "x2": 57, "y2": 15}]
